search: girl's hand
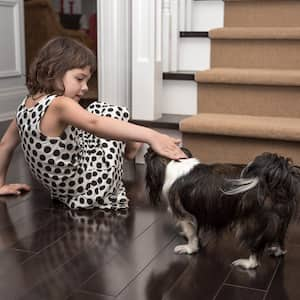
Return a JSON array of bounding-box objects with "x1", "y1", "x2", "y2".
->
[
  {"x1": 0, "y1": 184, "x2": 31, "y2": 196},
  {"x1": 150, "y1": 133, "x2": 187, "y2": 160}
]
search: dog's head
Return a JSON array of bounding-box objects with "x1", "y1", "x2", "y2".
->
[{"x1": 144, "y1": 147, "x2": 193, "y2": 205}]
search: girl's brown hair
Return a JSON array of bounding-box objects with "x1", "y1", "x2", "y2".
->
[{"x1": 27, "y1": 37, "x2": 97, "y2": 97}]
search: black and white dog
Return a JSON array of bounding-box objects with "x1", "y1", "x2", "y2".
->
[{"x1": 144, "y1": 148, "x2": 299, "y2": 269}]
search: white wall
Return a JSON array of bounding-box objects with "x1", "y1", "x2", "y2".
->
[{"x1": 0, "y1": 0, "x2": 27, "y2": 121}]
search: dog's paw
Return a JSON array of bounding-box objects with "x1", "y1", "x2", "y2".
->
[
  {"x1": 232, "y1": 258, "x2": 259, "y2": 269},
  {"x1": 174, "y1": 244, "x2": 198, "y2": 255},
  {"x1": 267, "y1": 246, "x2": 287, "y2": 257}
]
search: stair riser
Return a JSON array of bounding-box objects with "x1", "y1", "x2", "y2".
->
[
  {"x1": 163, "y1": 80, "x2": 197, "y2": 115},
  {"x1": 183, "y1": 133, "x2": 300, "y2": 164},
  {"x1": 192, "y1": 0, "x2": 224, "y2": 31},
  {"x1": 211, "y1": 40, "x2": 300, "y2": 69},
  {"x1": 179, "y1": 38, "x2": 211, "y2": 71},
  {"x1": 225, "y1": 1, "x2": 300, "y2": 27},
  {"x1": 198, "y1": 83, "x2": 300, "y2": 117}
]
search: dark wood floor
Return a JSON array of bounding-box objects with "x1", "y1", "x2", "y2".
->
[{"x1": 1, "y1": 121, "x2": 300, "y2": 300}]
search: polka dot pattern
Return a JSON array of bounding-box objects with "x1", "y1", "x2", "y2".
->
[{"x1": 16, "y1": 95, "x2": 129, "y2": 209}]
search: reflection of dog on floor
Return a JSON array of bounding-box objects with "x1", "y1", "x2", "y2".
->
[{"x1": 145, "y1": 149, "x2": 299, "y2": 269}]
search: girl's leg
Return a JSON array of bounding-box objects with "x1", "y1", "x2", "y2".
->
[{"x1": 71, "y1": 101, "x2": 130, "y2": 209}]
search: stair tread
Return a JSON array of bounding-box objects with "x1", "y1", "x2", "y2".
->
[
  {"x1": 180, "y1": 113, "x2": 300, "y2": 142},
  {"x1": 195, "y1": 68, "x2": 300, "y2": 86},
  {"x1": 210, "y1": 27, "x2": 300, "y2": 39},
  {"x1": 131, "y1": 114, "x2": 190, "y2": 130}
]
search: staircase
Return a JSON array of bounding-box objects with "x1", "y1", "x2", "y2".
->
[{"x1": 180, "y1": 0, "x2": 300, "y2": 164}]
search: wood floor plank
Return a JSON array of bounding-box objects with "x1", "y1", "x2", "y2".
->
[
  {"x1": 115, "y1": 238, "x2": 189, "y2": 300},
  {"x1": 11, "y1": 212, "x2": 75, "y2": 252},
  {"x1": 0, "y1": 210, "x2": 114, "y2": 299},
  {"x1": 215, "y1": 285, "x2": 265, "y2": 300},
  {"x1": 264, "y1": 245, "x2": 300, "y2": 300},
  {"x1": 0, "y1": 248, "x2": 33, "y2": 278},
  {"x1": 225, "y1": 253, "x2": 280, "y2": 290},
  {"x1": 0, "y1": 208, "x2": 57, "y2": 250},
  {"x1": 68, "y1": 291, "x2": 115, "y2": 300},
  {"x1": 80, "y1": 215, "x2": 176, "y2": 297},
  {"x1": 0, "y1": 191, "x2": 53, "y2": 230},
  {"x1": 19, "y1": 213, "x2": 176, "y2": 300}
]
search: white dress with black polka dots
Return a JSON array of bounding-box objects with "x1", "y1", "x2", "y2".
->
[{"x1": 16, "y1": 95, "x2": 129, "y2": 209}]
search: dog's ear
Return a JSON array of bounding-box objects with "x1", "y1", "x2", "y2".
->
[
  {"x1": 181, "y1": 147, "x2": 193, "y2": 158},
  {"x1": 144, "y1": 148, "x2": 166, "y2": 205},
  {"x1": 144, "y1": 147, "x2": 155, "y2": 160}
]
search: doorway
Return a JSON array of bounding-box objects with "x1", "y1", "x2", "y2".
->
[{"x1": 23, "y1": 0, "x2": 98, "y2": 104}]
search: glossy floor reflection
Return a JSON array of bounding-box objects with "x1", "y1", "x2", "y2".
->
[{"x1": 1, "y1": 122, "x2": 300, "y2": 299}]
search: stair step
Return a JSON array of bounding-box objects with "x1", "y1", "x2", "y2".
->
[
  {"x1": 180, "y1": 113, "x2": 300, "y2": 164},
  {"x1": 210, "y1": 27, "x2": 300, "y2": 69},
  {"x1": 224, "y1": 0, "x2": 300, "y2": 27},
  {"x1": 180, "y1": 113, "x2": 300, "y2": 142},
  {"x1": 210, "y1": 27, "x2": 300, "y2": 40},
  {"x1": 195, "y1": 68, "x2": 300, "y2": 117},
  {"x1": 196, "y1": 68, "x2": 300, "y2": 86},
  {"x1": 131, "y1": 114, "x2": 190, "y2": 130}
]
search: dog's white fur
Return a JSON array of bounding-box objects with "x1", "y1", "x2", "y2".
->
[
  {"x1": 162, "y1": 158, "x2": 200, "y2": 198},
  {"x1": 232, "y1": 255, "x2": 259, "y2": 269}
]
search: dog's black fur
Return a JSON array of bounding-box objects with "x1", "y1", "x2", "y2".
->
[{"x1": 144, "y1": 148, "x2": 300, "y2": 268}]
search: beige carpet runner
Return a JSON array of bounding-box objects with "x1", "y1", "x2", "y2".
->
[{"x1": 180, "y1": 0, "x2": 300, "y2": 164}]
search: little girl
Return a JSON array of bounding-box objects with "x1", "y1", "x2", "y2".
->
[{"x1": 0, "y1": 37, "x2": 186, "y2": 209}]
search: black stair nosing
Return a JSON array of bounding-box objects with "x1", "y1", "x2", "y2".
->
[
  {"x1": 163, "y1": 72, "x2": 195, "y2": 81},
  {"x1": 130, "y1": 114, "x2": 191, "y2": 130},
  {"x1": 180, "y1": 31, "x2": 209, "y2": 38},
  {"x1": 131, "y1": 120, "x2": 179, "y2": 130}
]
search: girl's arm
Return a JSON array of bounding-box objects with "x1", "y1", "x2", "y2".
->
[
  {"x1": 124, "y1": 142, "x2": 142, "y2": 160},
  {"x1": 0, "y1": 119, "x2": 31, "y2": 195},
  {"x1": 53, "y1": 97, "x2": 186, "y2": 160}
]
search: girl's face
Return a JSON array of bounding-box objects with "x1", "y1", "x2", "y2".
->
[{"x1": 61, "y1": 66, "x2": 92, "y2": 102}]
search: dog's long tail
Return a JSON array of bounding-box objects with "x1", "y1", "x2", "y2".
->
[{"x1": 222, "y1": 177, "x2": 259, "y2": 195}]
